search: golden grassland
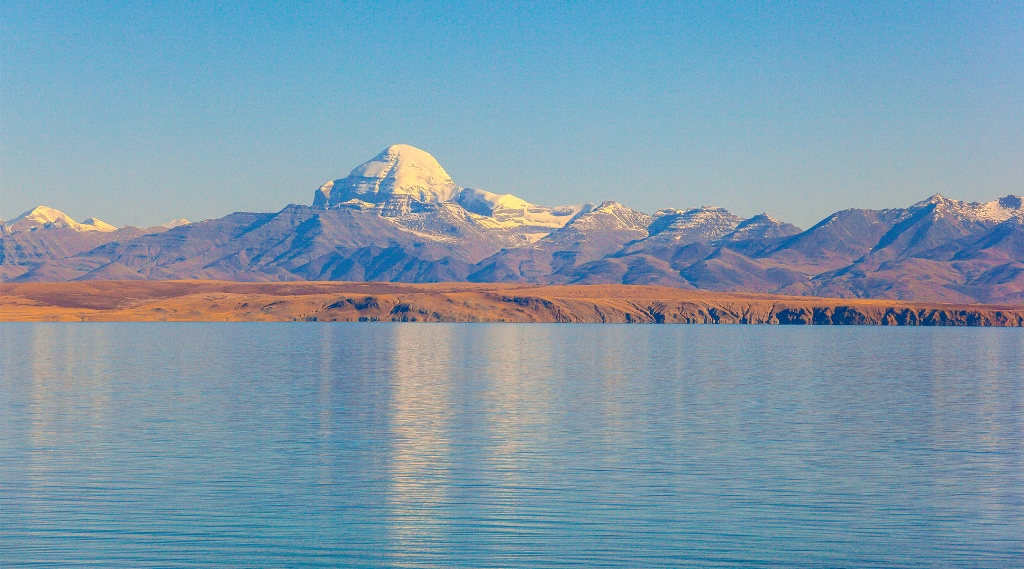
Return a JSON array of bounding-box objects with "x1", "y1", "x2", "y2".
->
[{"x1": 2, "y1": 280, "x2": 1023, "y2": 325}]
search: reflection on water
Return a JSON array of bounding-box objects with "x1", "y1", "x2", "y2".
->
[
  {"x1": 385, "y1": 325, "x2": 456, "y2": 565},
  {"x1": 1, "y1": 324, "x2": 1022, "y2": 568}
]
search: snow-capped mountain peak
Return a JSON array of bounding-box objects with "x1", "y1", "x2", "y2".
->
[
  {"x1": 556, "y1": 201, "x2": 652, "y2": 233},
  {"x1": 5, "y1": 206, "x2": 117, "y2": 233},
  {"x1": 647, "y1": 206, "x2": 743, "y2": 242},
  {"x1": 720, "y1": 214, "x2": 802, "y2": 242},
  {"x1": 81, "y1": 218, "x2": 117, "y2": 231},
  {"x1": 315, "y1": 144, "x2": 461, "y2": 207},
  {"x1": 313, "y1": 145, "x2": 598, "y2": 235},
  {"x1": 909, "y1": 194, "x2": 1024, "y2": 224}
]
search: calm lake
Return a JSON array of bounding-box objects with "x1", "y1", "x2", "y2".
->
[{"x1": 1, "y1": 324, "x2": 1022, "y2": 567}]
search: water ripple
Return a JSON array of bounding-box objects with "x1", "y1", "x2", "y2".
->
[{"x1": 1, "y1": 324, "x2": 1022, "y2": 567}]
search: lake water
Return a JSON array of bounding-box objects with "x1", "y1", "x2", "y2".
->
[{"x1": 1, "y1": 324, "x2": 1022, "y2": 568}]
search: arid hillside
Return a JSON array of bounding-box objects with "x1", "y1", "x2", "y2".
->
[{"x1": 2, "y1": 281, "x2": 1022, "y2": 325}]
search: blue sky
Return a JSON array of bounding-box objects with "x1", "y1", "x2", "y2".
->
[{"x1": 2, "y1": 1, "x2": 1022, "y2": 228}]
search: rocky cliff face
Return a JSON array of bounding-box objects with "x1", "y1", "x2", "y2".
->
[{"x1": 3, "y1": 145, "x2": 1023, "y2": 304}]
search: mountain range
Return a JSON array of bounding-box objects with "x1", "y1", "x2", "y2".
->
[{"x1": 3, "y1": 144, "x2": 1023, "y2": 304}]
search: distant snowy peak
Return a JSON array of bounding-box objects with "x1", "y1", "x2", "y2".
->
[
  {"x1": 910, "y1": 194, "x2": 1024, "y2": 225},
  {"x1": 648, "y1": 206, "x2": 744, "y2": 242},
  {"x1": 161, "y1": 219, "x2": 191, "y2": 229},
  {"x1": 456, "y1": 188, "x2": 590, "y2": 229},
  {"x1": 5, "y1": 206, "x2": 117, "y2": 233},
  {"x1": 316, "y1": 144, "x2": 461, "y2": 207},
  {"x1": 642, "y1": 207, "x2": 801, "y2": 245},
  {"x1": 7, "y1": 206, "x2": 76, "y2": 231},
  {"x1": 81, "y1": 218, "x2": 117, "y2": 231},
  {"x1": 559, "y1": 201, "x2": 652, "y2": 233},
  {"x1": 723, "y1": 214, "x2": 802, "y2": 242}
]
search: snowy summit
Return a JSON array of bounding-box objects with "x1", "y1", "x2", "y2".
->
[
  {"x1": 4, "y1": 206, "x2": 117, "y2": 233},
  {"x1": 312, "y1": 144, "x2": 591, "y2": 230},
  {"x1": 315, "y1": 144, "x2": 460, "y2": 207}
]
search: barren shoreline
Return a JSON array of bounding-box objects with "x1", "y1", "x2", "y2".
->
[{"x1": 1, "y1": 281, "x2": 1022, "y2": 326}]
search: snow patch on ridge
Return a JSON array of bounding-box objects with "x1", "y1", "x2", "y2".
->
[
  {"x1": 456, "y1": 188, "x2": 591, "y2": 229},
  {"x1": 161, "y1": 219, "x2": 190, "y2": 229},
  {"x1": 455, "y1": 188, "x2": 530, "y2": 216}
]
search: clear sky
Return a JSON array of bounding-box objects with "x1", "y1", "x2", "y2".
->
[{"x1": 2, "y1": 1, "x2": 1022, "y2": 229}]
